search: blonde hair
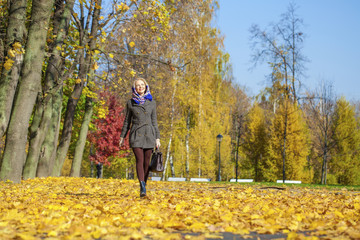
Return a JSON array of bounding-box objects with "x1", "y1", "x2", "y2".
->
[{"x1": 133, "y1": 77, "x2": 148, "y2": 87}]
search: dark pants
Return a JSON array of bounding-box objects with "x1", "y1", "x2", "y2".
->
[{"x1": 132, "y1": 148, "x2": 152, "y2": 182}]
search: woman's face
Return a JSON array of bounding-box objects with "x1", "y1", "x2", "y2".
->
[{"x1": 135, "y1": 80, "x2": 146, "y2": 95}]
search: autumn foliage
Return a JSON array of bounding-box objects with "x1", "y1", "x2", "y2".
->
[
  {"x1": 0, "y1": 0, "x2": 359, "y2": 185},
  {"x1": 1, "y1": 177, "x2": 360, "y2": 239},
  {"x1": 88, "y1": 94, "x2": 130, "y2": 166}
]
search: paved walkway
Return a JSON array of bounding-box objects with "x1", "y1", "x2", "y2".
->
[{"x1": 179, "y1": 231, "x2": 316, "y2": 240}]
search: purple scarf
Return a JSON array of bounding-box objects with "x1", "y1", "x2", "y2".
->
[{"x1": 132, "y1": 85, "x2": 152, "y2": 104}]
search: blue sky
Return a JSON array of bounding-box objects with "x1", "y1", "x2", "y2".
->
[{"x1": 216, "y1": 0, "x2": 360, "y2": 100}]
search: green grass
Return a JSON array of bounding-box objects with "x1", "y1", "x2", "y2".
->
[{"x1": 203, "y1": 180, "x2": 360, "y2": 191}]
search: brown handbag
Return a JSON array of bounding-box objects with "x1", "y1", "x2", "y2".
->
[{"x1": 150, "y1": 149, "x2": 164, "y2": 172}]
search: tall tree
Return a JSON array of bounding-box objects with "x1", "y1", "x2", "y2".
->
[
  {"x1": 23, "y1": 0, "x2": 76, "y2": 179},
  {"x1": 249, "y1": 2, "x2": 307, "y2": 103},
  {"x1": 161, "y1": 73, "x2": 178, "y2": 180},
  {"x1": 242, "y1": 103, "x2": 269, "y2": 181},
  {"x1": 229, "y1": 83, "x2": 250, "y2": 181},
  {"x1": 304, "y1": 81, "x2": 337, "y2": 184},
  {"x1": 0, "y1": 0, "x2": 27, "y2": 138},
  {"x1": 249, "y1": 3, "x2": 308, "y2": 182},
  {"x1": 0, "y1": 0, "x2": 55, "y2": 183},
  {"x1": 265, "y1": 100, "x2": 310, "y2": 182},
  {"x1": 52, "y1": 0, "x2": 103, "y2": 176},
  {"x1": 70, "y1": 96, "x2": 94, "y2": 177},
  {"x1": 330, "y1": 97, "x2": 360, "y2": 185},
  {"x1": 277, "y1": 3, "x2": 307, "y2": 101},
  {"x1": 70, "y1": 61, "x2": 97, "y2": 176}
]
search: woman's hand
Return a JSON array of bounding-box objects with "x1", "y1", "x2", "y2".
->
[
  {"x1": 119, "y1": 137, "x2": 124, "y2": 147},
  {"x1": 156, "y1": 139, "x2": 161, "y2": 149}
]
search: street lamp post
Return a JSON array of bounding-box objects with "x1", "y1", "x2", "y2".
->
[{"x1": 216, "y1": 134, "x2": 223, "y2": 181}]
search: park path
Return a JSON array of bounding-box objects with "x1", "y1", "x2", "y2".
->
[{"x1": 0, "y1": 177, "x2": 359, "y2": 239}]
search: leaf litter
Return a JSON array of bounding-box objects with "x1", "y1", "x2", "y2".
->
[{"x1": 0, "y1": 177, "x2": 359, "y2": 239}]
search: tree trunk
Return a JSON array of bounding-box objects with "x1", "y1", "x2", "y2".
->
[
  {"x1": 52, "y1": 54, "x2": 85, "y2": 176},
  {"x1": 52, "y1": 0, "x2": 102, "y2": 176},
  {"x1": 162, "y1": 136, "x2": 172, "y2": 181},
  {"x1": 282, "y1": 103, "x2": 288, "y2": 183},
  {"x1": 321, "y1": 134, "x2": 328, "y2": 184},
  {"x1": 235, "y1": 115, "x2": 242, "y2": 181},
  {"x1": 198, "y1": 87, "x2": 202, "y2": 177},
  {"x1": 291, "y1": 20, "x2": 297, "y2": 102},
  {"x1": 36, "y1": 87, "x2": 63, "y2": 177},
  {"x1": 161, "y1": 76, "x2": 178, "y2": 181},
  {"x1": 0, "y1": 0, "x2": 27, "y2": 138},
  {"x1": 90, "y1": 161, "x2": 94, "y2": 178},
  {"x1": 22, "y1": 0, "x2": 75, "y2": 179},
  {"x1": 29, "y1": 93, "x2": 45, "y2": 138},
  {"x1": 39, "y1": 50, "x2": 81, "y2": 177},
  {"x1": 0, "y1": 38, "x2": 3, "y2": 64},
  {"x1": 256, "y1": 154, "x2": 262, "y2": 182},
  {"x1": 70, "y1": 97, "x2": 93, "y2": 177},
  {"x1": 169, "y1": 155, "x2": 175, "y2": 177},
  {"x1": 281, "y1": 61, "x2": 289, "y2": 183},
  {"x1": 324, "y1": 159, "x2": 328, "y2": 185},
  {"x1": 0, "y1": 0, "x2": 55, "y2": 183},
  {"x1": 321, "y1": 152, "x2": 326, "y2": 184},
  {"x1": 185, "y1": 108, "x2": 190, "y2": 179},
  {"x1": 23, "y1": 96, "x2": 53, "y2": 179},
  {"x1": 197, "y1": 37, "x2": 203, "y2": 178},
  {"x1": 90, "y1": 145, "x2": 94, "y2": 177}
]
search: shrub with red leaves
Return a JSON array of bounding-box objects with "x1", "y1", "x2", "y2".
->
[{"x1": 88, "y1": 94, "x2": 130, "y2": 166}]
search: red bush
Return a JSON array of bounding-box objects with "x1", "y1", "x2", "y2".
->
[{"x1": 88, "y1": 93, "x2": 130, "y2": 165}]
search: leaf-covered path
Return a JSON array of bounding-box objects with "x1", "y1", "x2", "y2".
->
[{"x1": 1, "y1": 177, "x2": 359, "y2": 239}]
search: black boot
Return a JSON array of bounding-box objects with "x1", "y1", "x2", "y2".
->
[{"x1": 140, "y1": 181, "x2": 146, "y2": 197}]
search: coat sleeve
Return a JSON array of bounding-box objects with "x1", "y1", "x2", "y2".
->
[
  {"x1": 151, "y1": 100, "x2": 160, "y2": 139},
  {"x1": 120, "y1": 100, "x2": 132, "y2": 138}
]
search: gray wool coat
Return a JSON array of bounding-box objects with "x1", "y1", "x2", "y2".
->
[{"x1": 120, "y1": 99, "x2": 160, "y2": 149}]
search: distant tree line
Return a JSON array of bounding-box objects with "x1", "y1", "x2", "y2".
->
[{"x1": 0, "y1": 1, "x2": 358, "y2": 185}]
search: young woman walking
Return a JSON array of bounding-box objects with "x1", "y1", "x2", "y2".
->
[{"x1": 119, "y1": 78, "x2": 161, "y2": 197}]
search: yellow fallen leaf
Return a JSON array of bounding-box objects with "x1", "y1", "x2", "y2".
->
[
  {"x1": 91, "y1": 229, "x2": 102, "y2": 239},
  {"x1": 224, "y1": 226, "x2": 237, "y2": 232},
  {"x1": 1, "y1": 177, "x2": 360, "y2": 239},
  {"x1": 354, "y1": 203, "x2": 360, "y2": 210},
  {"x1": 334, "y1": 210, "x2": 344, "y2": 218},
  {"x1": 48, "y1": 231, "x2": 58, "y2": 237},
  {"x1": 129, "y1": 232, "x2": 143, "y2": 240},
  {"x1": 16, "y1": 233, "x2": 37, "y2": 240},
  {"x1": 190, "y1": 222, "x2": 205, "y2": 230},
  {"x1": 287, "y1": 231, "x2": 298, "y2": 240}
]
